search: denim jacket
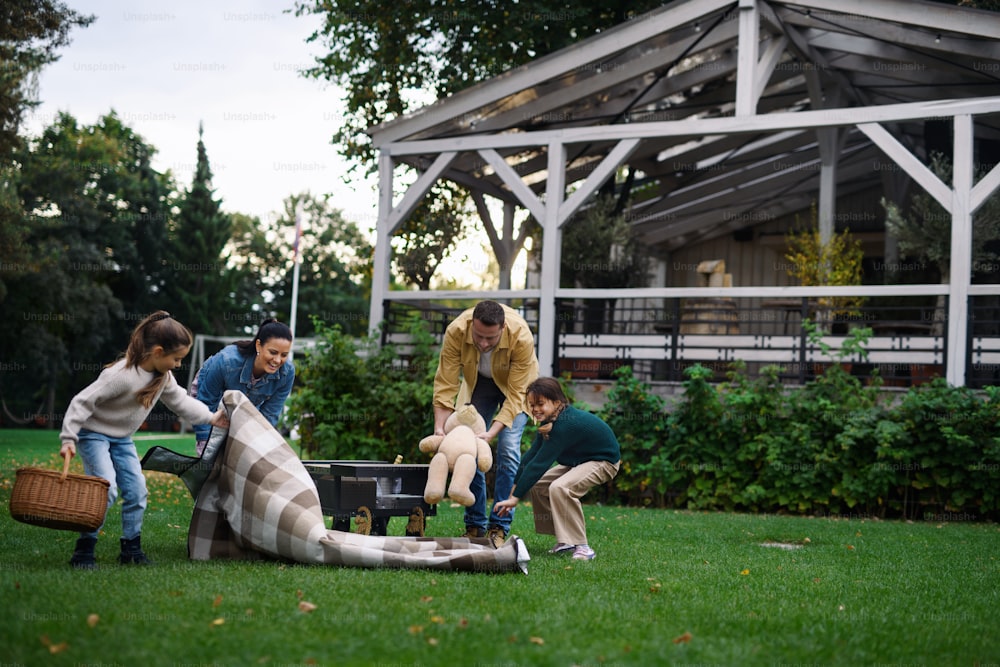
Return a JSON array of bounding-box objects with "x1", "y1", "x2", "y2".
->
[{"x1": 192, "y1": 344, "x2": 295, "y2": 440}]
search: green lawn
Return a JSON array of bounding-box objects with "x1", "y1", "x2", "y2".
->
[{"x1": 1, "y1": 428, "x2": 998, "y2": 666}]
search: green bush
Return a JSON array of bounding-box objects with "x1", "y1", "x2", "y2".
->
[
  {"x1": 596, "y1": 365, "x2": 668, "y2": 506},
  {"x1": 608, "y1": 358, "x2": 999, "y2": 521},
  {"x1": 286, "y1": 316, "x2": 999, "y2": 520},
  {"x1": 286, "y1": 315, "x2": 438, "y2": 462},
  {"x1": 880, "y1": 379, "x2": 1000, "y2": 519}
]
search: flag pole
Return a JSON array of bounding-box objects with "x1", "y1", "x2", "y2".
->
[{"x1": 289, "y1": 209, "x2": 302, "y2": 338}]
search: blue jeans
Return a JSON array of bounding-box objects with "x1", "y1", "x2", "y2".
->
[
  {"x1": 465, "y1": 411, "x2": 527, "y2": 533},
  {"x1": 75, "y1": 429, "x2": 148, "y2": 540}
]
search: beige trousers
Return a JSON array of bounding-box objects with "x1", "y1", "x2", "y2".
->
[{"x1": 528, "y1": 460, "x2": 620, "y2": 546}]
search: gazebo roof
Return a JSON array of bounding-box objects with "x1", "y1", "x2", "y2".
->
[{"x1": 369, "y1": 0, "x2": 1000, "y2": 251}]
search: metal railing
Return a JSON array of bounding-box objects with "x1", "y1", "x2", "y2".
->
[{"x1": 380, "y1": 295, "x2": 1000, "y2": 389}]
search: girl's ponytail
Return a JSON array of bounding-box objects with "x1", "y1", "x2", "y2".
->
[{"x1": 125, "y1": 311, "x2": 194, "y2": 408}]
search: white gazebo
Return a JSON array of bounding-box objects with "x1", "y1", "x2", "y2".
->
[{"x1": 366, "y1": 0, "x2": 1000, "y2": 387}]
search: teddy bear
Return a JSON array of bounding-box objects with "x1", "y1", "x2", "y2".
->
[{"x1": 419, "y1": 403, "x2": 493, "y2": 506}]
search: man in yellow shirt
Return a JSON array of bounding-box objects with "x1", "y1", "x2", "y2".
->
[{"x1": 432, "y1": 301, "x2": 539, "y2": 547}]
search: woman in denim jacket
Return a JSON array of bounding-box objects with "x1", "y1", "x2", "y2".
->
[{"x1": 192, "y1": 319, "x2": 295, "y2": 453}]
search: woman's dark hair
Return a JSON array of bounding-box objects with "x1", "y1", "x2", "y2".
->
[
  {"x1": 525, "y1": 377, "x2": 567, "y2": 405},
  {"x1": 235, "y1": 319, "x2": 293, "y2": 357}
]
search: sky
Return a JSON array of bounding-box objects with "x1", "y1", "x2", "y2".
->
[{"x1": 24, "y1": 0, "x2": 380, "y2": 231}]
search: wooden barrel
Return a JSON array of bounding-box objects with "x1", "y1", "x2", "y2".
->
[{"x1": 679, "y1": 298, "x2": 739, "y2": 334}]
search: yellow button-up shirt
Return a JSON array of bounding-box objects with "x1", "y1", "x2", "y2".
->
[{"x1": 432, "y1": 304, "x2": 539, "y2": 428}]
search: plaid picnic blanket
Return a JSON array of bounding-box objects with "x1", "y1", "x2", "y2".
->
[{"x1": 145, "y1": 390, "x2": 528, "y2": 573}]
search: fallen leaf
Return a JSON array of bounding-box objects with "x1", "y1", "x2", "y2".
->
[
  {"x1": 420, "y1": 595, "x2": 434, "y2": 603},
  {"x1": 298, "y1": 601, "x2": 318, "y2": 613},
  {"x1": 673, "y1": 631, "x2": 693, "y2": 644},
  {"x1": 296, "y1": 589, "x2": 304, "y2": 599},
  {"x1": 408, "y1": 625, "x2": 424, "y2": 634},
  {"x1": 211, "y1": 618, "x2": 225, "y2": 626},
  {"x1": 48, "y1": 641, "x2": 69, "y2": 654},
  {"x1": 740, "y1": 568, "x2": 750, "y2": 575},
  {"x1": 458, "y1": 618, "x2": 469, "y2": 628},
  {"x1": 87, "y1": 614, "x2": 99, "y2": 628},
  {"x1": 213, "y1": 594, "x2": 223, "y2": 608},
  {"x1": 530, "y1": 636, "x2": 545, "y2": 645},
  {"x1": 430, "y1": 615, "x2": 445, "y2": 624},
  {"x1": 427, "y1": 637, "x2": 439, "y2": 646},
  {"x1": 846, "y1": 544, "x2": 855, "y2": 550}
]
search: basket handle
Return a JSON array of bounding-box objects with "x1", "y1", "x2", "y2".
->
[{"x1": 61, "y1": 451, "x2": 72, "y2": 481}]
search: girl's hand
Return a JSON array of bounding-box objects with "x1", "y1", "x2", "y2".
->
[
  {"x1": 210, "y1": 408, "x2": 230, "y2": 429},
  {"x1": 494, "y1": 496, "x2": 519, "y2": 517},
  {"x1": 59, "y1": 441, "x2": 76, "y2": 459}
]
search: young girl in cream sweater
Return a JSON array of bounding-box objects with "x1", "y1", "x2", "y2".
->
[{"x1": 59, "y1": 311, "x2": 228, "y2": 568}]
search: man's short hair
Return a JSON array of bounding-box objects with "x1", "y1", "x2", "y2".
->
[{"x1": 472, "y1": 300, "x2": 505, "y2": 327}]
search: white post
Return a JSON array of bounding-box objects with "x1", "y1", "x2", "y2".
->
[
  {"x1": 946, "y1": 115, "x2": 973, "y2": 387},
  {"x1": 537, "y1": 141, "x2": 566, "y2": 376},
  {"x1": 289, "y1": 209, "x2": 302, "y2": 337},
  {"x1": 368, "y1": 151, "x2": 395, "y2": 338}
]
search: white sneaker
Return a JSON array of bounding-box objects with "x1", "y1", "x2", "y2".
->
[{"x1": 572, "y1": 545, "x2": 595, "y2": 560}]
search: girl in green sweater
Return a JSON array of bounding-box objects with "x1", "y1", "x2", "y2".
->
[{"x1": 495, "y1": 377, "x2": 620, "y2": 560}]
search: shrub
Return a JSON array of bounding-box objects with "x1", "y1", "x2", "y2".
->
[
  {"x1": 286, "y1": 315, "x2": 437, "y2": 462},
  {"x1": 880, "y1": 379, "x2": 1000, "y2": 520},
  {"x1": 597, "y1": 365, "x2": 668, "y2": 505}
]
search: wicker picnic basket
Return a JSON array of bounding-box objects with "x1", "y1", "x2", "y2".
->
[{"x1": 9, "y1": 453, "x2": 109, "y2": 531}]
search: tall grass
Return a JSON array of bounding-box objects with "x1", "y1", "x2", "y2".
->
[{"x1": 1, "y1": 429, "x2": 998, "y2": 666}]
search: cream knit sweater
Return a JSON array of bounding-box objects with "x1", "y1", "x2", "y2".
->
[{"x1": 60, "y1": 358, "x2": 215, "y2": 444}]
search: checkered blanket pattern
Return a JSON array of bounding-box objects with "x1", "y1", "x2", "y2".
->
[{"x1": 187, "y1": 391, "x2": 529, "y2": 573}]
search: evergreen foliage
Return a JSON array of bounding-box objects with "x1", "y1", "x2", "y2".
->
[
  {"x1": 164, "y1": 123, "x2": 236, "y2": 336},
  {"x1": 228, "y1": 191, "x2": 372, "y2": 337},
  {"x1": 607, "y1": 357, "x2": 1000, "y2": 521},
  {"x1": 285, "y1": 315, "x2": 439, "y2": 462},
  {"x1": 0, "y1": 112, "x2": 172, "y2": 422}
]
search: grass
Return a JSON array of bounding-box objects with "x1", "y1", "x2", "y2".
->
[{"x1": 1, "y1": 428, "x2": 999, "y2": 667}]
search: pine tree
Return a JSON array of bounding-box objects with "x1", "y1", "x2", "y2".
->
[{"x1": 166, "y1": 122, "x2": 235, "y2": 335}]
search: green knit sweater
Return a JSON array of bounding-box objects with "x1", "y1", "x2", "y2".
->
[{"x1": 510, "y1": 405, "x2": 621, "y2": 498}]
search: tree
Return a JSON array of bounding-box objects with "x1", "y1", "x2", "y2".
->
[
  {"x1": 0, "y1": 0, "x2": 93, "y2": 156},
  {"x1": 1, "y1": 112, "x2": 172, "y2": 424},
  {"x1": 393, "y1": 184, "x2": 467, "y2": 290},
  {"x1": 229, "y1": 192, "x2": 373, "y2": 338},
  {"x1": 293, "y1": 1, "x2": 664, "y2": 168},
  {"x1": 784, "y1": 204, "x2": 866, "y2": 327},
  {"x1": 163, "y1": 123, "x2": 236, "y2": 336},
  {"x1": 882, "y1": 152, "x2": 1000, "y2": 334},
  {"x1": 292, "y1": 2, "x2": 660, "y2": 297},
  {"x1": 0, "y1": 0, "x2": 93, "y2": 302},
  {"x1": 560, "y1": 193, "x2": 650, "y2": 333}
]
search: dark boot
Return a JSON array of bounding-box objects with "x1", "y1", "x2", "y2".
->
[
  {"x1": 118, "y1": 535, "x2": 152, "y2": 565},
  {"x1": 69, "y1": 536, "x2": 97, "y2": 569}
]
